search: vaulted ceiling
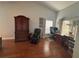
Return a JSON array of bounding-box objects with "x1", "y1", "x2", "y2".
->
[
  {"x1": 39, "y1": 1, "x2": 78, "y2": 12},
  {"x1": 0, "y1": 1, "x2": 78, "y2": 12}
]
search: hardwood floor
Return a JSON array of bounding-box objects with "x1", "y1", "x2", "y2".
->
[{"x1": 0, "y1": 38, "x2": 72, "y2": 58}]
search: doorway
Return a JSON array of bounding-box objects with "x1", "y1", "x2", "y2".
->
[{"x1": 45, "y1": 20, "x2": 53, "y2": 36}]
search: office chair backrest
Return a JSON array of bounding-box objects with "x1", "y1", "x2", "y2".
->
[
  {"x1": 50, "y1": 27, "x2": 58, "y2": 34},
  {"x1": 33, "y1": 28, "x2": 41, "y2": 37}
]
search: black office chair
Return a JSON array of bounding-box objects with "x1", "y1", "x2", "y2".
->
[
  {"x1": 31, "y1": 28, "x2": 41, "y2": 44},
  {"x1": 50, "y1": 27, "x2": 58, "y2": 34},
  {"x1": 50, "y1": 27, "x2": 58, "y2": 40}
]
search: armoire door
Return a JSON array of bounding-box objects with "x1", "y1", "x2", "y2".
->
[{"x1": 15, "y1": 15, "x2": 29, "y2": 42}]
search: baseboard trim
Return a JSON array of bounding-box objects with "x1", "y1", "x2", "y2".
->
[{"x1": 2, "y1": 37, "x2": 15, "y2": 40}]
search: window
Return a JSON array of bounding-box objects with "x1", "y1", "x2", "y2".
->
[
  {"x1": 61, "y1": 20, "x2": 70, "y2": 36},
  {"x1": 45, "y1": 20, "x2": 53, "y2": 34}
]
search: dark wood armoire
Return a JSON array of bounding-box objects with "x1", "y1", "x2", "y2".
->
[
  {"x1": 15, "y1": 15, "x2": 29, "y2": 42},
  {"x1": 0, "y1": 37, "x2": 2, "y2": 48}
]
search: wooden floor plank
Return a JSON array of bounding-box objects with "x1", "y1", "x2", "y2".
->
[{"x1": 0, "y1": 38, "x2": 72, "y2": 58}]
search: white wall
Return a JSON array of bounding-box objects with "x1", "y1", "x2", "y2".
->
[
  {"x1": 0, "y1": 2, "x2": 57, "y2": 40},
  {"x1": 56, "y1": 2, "x2": 79, "y2": 58}
]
